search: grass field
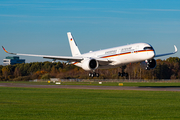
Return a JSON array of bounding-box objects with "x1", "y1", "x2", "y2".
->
[
  {"x1": 0, "y1": 87, "x2": 180, "y2": 120},
  {"x1": 1, "y1": 81, "x2": 180, "y2": 87},
  {"x1": 55, "y1": 82, "x2": 180, "y2": 87}
]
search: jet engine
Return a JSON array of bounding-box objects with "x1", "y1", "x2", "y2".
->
[
  {"x1": 140, "y1": 59, "x2": 156, "y2": 70},
  {"x1": 81, "y1": 59, "x2": 99, "y2": 71}
]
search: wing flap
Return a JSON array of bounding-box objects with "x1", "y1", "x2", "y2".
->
[{"x1": 43, "y1": 56, "x2": 83, "y2": 62}]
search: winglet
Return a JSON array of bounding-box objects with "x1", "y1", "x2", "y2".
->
[
  {"x1": 174, "y1": 45, "x2": 177, "y2": 53},
  {"x1": 155, "y1": 45, "x2": 178, "y2": 58},
  {"x1": 2, "y1": 46, "x2": 16, "y2": 55},
  {"x1": 2, "y1": 46, "x2": 9, "y2": 53}
]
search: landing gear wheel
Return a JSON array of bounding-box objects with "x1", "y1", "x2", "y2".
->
[
  {"x1": 118, "y1": 65, "x2": 128, "y2": 77},
  {"x1": 118, "y1": 72, "x2": 128, "y2": 77},
  {"x1": 89, "y1": 72, "x2": 99, "y2": 78},
  {"x1": 124, "y1": 73, "x2": 128, "y2": 77},
  {"x1": 89, "y1": 73, "x2": 92, "y2": 77},
  {"x1": 96, "y1": 73, "x2": 99, "y2": 77}
]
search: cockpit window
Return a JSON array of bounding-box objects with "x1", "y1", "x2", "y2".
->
[{"x1": 144, "y1": 47, "x2": 154, "y2": 50}]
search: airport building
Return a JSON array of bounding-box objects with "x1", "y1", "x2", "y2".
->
[{"x1": 3, "y1": 56, "x2": 25, "y2": 66}]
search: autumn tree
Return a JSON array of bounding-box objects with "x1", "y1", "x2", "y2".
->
[
  {"x1": 2, "y1": 67, "x2": 10, "y2": 80},
  {"x1": 14, "y1": 67, "x2": 21, "y2": 77}
]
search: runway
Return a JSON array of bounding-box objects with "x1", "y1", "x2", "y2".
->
[{"x1": 0, "y1": 83, "x2": 180, "y2": 91}]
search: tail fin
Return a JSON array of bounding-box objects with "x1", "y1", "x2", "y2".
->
[{"x1": 67, "y1": 32, "x2": 81, "y2": 56}]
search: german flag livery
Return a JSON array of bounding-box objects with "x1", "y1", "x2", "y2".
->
[
  {"x1": 2, "y1": 46, "x2": 16, "y2": 55},
  {"x1": 102, "y1": 52, "x2": 131, "y2": 58},
  {"x1": 2, "y1": 46, "x2": 8, "y2": 53},
  {"x1": 101, "y1": 49, "x2": 154, "y2": 59}
]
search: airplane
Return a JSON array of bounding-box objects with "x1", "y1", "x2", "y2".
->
[{"x1": 2, "y1": 32, "x2": 178, "y2": 77}]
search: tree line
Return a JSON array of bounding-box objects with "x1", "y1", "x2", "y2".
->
[{"x1": 0, "y1": 57, "x2": 180, "y2": 81}]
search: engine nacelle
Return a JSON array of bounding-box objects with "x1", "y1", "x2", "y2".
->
[
  {"x1": 81, "y1": 59, "x2": 99, "y2": 71},
  {"x1": 140, "y1": 59, "x2": 156, "y2": 70}
]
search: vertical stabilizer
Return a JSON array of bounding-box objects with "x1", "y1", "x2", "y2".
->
[{"x1": 67, "y1": 32, "x2": 81, "y2": 56}]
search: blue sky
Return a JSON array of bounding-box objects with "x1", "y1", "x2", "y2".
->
[{"x1": 1, "y1": 0, "x2": 180, "y2": 64}]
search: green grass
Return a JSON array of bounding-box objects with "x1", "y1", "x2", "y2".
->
[
  {"x1": 57, "y1": 82, "x2": 180, "y2": 87},
  {"x1": 1, "y1": 81, "x2": 180, "y2": 87},
  {"x1": 0, "y1": 87, "x2": 180, "y2": 120}
]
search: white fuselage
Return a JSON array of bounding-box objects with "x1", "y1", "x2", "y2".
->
[{"x1": 74, "y1": 43, "x2": 155, "y2": 69}]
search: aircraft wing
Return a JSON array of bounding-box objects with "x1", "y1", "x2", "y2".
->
[
  {"x1": 2, "y1": 46, "x2": 83, "y2": 62},
  {"x1": 155, "y1": 45, "x2": 178, "y2": 58},
  {"x1": 2, "y1": 46, "x2": 114, "y2": 65}
]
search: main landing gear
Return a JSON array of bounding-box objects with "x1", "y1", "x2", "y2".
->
[
  {"x1": 89, "y1": 66, "x2": 129, "y2": 78},
  {"x1": 118, "y1": 72, "x2": 128, "y2": 77},
  {"x1": 118, "y1": 65, "x2": 128, "y2": 77},
  {"x1": 89, "y1": 70, "x2": 99, "y2": 78},
  {"x1": 89, "y1": 72, "x2": 99, "y2": 78}
]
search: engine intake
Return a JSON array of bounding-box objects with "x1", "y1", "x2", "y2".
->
[
  {"x1": 82, "y1": 59, "x2": 99, "y2": 71},
  {"x1": 140, "y1": 59, "x2": 156, "y2": 70}
]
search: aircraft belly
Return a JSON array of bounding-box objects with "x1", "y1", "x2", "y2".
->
[{"x1": 117, "y1": 54, "x2": 136, "y2": 64}]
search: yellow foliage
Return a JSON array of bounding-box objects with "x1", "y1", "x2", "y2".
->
[{"x1": 35, "y1": 70, "x2": 48, "y2": 75}]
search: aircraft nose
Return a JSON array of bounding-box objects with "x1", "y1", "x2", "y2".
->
[{"x1": 149, "y1": 50, "x2": 155, "y2": 58}]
